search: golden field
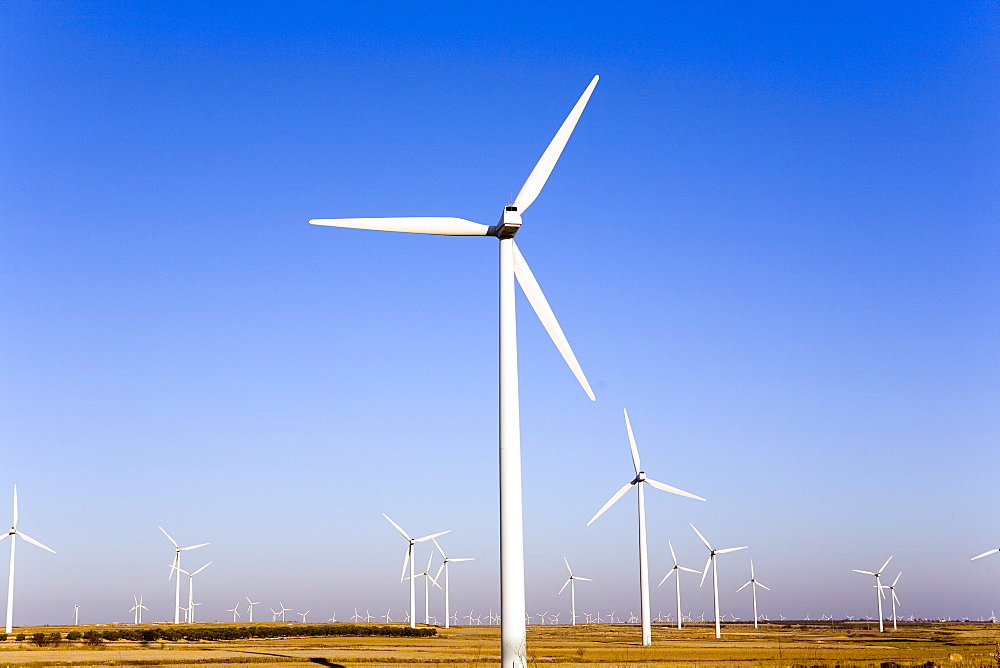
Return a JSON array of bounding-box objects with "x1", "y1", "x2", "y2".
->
[{"x1": 0, "y1": 621, "x2": 998, "y2": 667}]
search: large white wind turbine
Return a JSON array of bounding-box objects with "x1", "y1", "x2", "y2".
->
[
  {"x1": 383, "y1": 513, "x2": 449, "y2": 629},
  {"x1": 432, "y1": 537, "x2": 474, "y2": 629},
  {"x1": 691, "y1": 524, "x2": 747, "y2": 639},
  {"x1": 173, "y1": 561, "x2": 212, "y2": 624},
  {"x1": 313, "y1": 76, "x2": 600, "y2": 668},
  {"x1": 159, "y1": 526, "x2": 208, "y2": 624},
  {"x1": 736, "y1": 559, "x2": 770, "y2": 629},
  {"x1": 587, "y1": 409, "x2": 705, "y2": 645},
  {"x1": 853, "y1": 555, "x2": 892, "y2": 632},
  {"x1": 558, "y1": 557, "x2": 592, "y2": 626},
  {"x1": 0, "y1": 486, "x2": 55, "y2": 634},
  {"x1": 657, "y1": 540, "x2": 700, "y2": 630}
]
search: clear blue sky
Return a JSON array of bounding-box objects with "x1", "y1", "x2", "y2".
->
[{"x1": 1, "y1": 1, "x2": 997, "y2": 626}]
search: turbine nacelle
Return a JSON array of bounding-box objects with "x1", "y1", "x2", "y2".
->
[{"x1": 492, "y1": 207, "x2": 522, "y2": 239}]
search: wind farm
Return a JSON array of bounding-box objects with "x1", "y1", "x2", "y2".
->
[{"x1": 0, "y1": 2, "x2": 995, "y2": 666}]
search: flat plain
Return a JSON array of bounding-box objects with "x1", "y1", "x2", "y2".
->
[{"x1": 1, "y1": 622, "x2": 998, "y2": 667}]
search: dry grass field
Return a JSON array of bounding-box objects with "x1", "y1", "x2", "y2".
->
[{"x1": 1, "y1": 622, "x2": 998, "y2": 667}]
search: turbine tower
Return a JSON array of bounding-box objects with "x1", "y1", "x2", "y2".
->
[
  {"x1": 736, "y1": 559, "x2": 770, "y2": 629},
  {"x1": 853, "y1": 555, "x2": 892, "y2": 632},
  {"x1": 657, "y1": 540, "x2": 700, "y2": 630},
  {"x1": 558, "y1": 557, "x2": 592, "y2": 626},
  {"x1": 880, "y1": 572, "x2": 901, "y2": 630},
  {"x1": 587, "y1": 409, "x2": 705, "y2": 645},
  {"x1": 159, "y1": 526, "x2": 208, "y2": 624},
  {"x1": 432, "y1": 537, "x2": 474, "y2": 629},
  {"x1": 691, "y1": 524, "x2": 747, "y2": 639},
  {"x1": 382, "y1": 513, "x2": 448, "y2": 628},
  {"x1": 0, "y1": 486, "x2": 56, "y2": 634},
  {"x1": 313, "y1": 76, "x2": 600, "y2": 668}
]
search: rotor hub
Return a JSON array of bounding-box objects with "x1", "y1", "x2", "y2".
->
[{"x1": 493, "y1": 206, "x2": 522, "y2": 238}]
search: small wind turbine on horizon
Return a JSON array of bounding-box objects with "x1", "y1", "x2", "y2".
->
[
  {"x1": 245, "y1": 597, "x2": 261, "y2": 623},
  {"x1": 657, "y1": 540, "x2": 700, "y2": 630},
  {"x1": 314, "y1": 76, "x2": 601, "y2": 668},
  {"x1": 432, "y1": 537, "x2": 474, "y2": 630},
  {"x1": 383, "y1": 513, "x2": 449, "y2": 629},
  {"x1": 227, "y1": 603, "x2": 240, "y2": 623},
  {"x1": 558, "y1": 557, "x2": 592, "y2": 626},
  {"x1": 0, "y1": 485, "x2": 55, "y2": 634},
  {"x1": 853, "y1": 556, "x2": 893, "y2": 633},
  {"x1": 130, "y1": 595, "x2": 148, "y2": 624},
  {"x1": 74, "y1": 604, "x2": 79, "y2": 626},
  {"x1": 298, "y1": 610, "x2": 310, "y2": 623},
  {"x1": 736, "y1": 559, "x2": 770, "y2": 629},
  {"x1": 279, "y1": 602, "x2": 290, "y2": 622},
  {"x1": 587, "y1": 409, "x2": 705, "y2": 645},
  {"x1": 691, "y1": 524, "x2": 747, "y2": 639},
  {"x1": 159, "y1": 526, "x2": 208, "y2": 625}
]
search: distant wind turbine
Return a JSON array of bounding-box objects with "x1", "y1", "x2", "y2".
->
[
  {"x1": 691, "y1": 524, "x2": 747, "y2": 639},
  {"x1": 879, "y1": 572, "x2": 902, "y2": 630},
  {"x1": 130, "y1": 595, "x2": 148, "y2": 624},
  {"x1": 587, "y1": 409, "x2": 704, "y2": 645},
  {"x1": 173, "y1": 561, "x2": 212, "y2": 624},
  {"x1": 558, "y1": 557, "x2": 592, "y2": 626},
  {"x1": 245, "y1": 597, "x2": 260, "y2": 623},
  {"x1": 853, "y1": 556, "x2": 892, "y2": 632},
  {"x1": 657, "y1": 540, "x2": 700, "y2": 630},
  {"x1": 382, "y1": 513, "x2": 449, "y2": 628},
  {"x1": 0, "y1": 486, "x2": 55, "y2": 634},
  {"x1": 227, "y1": 603, "x2": 240, "y2": 623},
  {"x1": 314, "y1": 75, "x2": 601, "y2": 668},
  {"x1": 74, "y1": 604, "x2": 79, "y2": 626},
  {"x1": 298, "y1": 610, "x2": 310, "y2": 623},
  {"x1": 279, "y1": 602, "x2": 290, "y2": 622},
  {"x1": 159, "y1": 526, "x2": 208, "y2": 624},
  {"x1": 413, "y1": 553, "x2": 442, "y2": 624},
  {"x1": 736, "y1": 559, "x2": 770, "y2": 629},
  {"x1": 432, "y1": 537, "x2": 474, "y2": 630}
]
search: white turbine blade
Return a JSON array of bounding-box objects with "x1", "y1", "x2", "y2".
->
[
  {"x1": 658, "y1": 569, "x2": 675, "y2": 586},
  {"x1": 168, "y1": 554, "x2": 178, "y2": 580},
  {"x1": 644, "y1": 478, "x2": 706, "y2": 502},
  {"x1": 382, "y1": 513, "x2": 412, "y2": 541},
  {"x1": 892, "y1": 572, "x2": 902, "y2": 587},
  {"x1": 432, "y1": 537, "x2": 447, "y2": 559},
  {"x1": 0, "y1": 534, "x2": 9, "y2": 543},
  {"x1": 416, "y1": 529, "x2": 450, "y2": 543},
  {"x1": 737, "y1": 581, "x2": 751, "y2": 593},
  {"x1": 512, "y1": 75, "x2": 599, "y2": 213},
  {"x1": 191, "y1": 561, "x2": 212, "y2": 576},
  {"x1": 180, "y1": 542, "x2": 209, "y2": 551},
  {"x1": 972, "y1": 548, "x2": 1000, "y2": 560},
  {"x1": 558, "y1": 578, "x2": 571, "y2": 595},
  {"x1": 690, "y1": 524, "x2": 713, "y2": 551},
  {"x1": 757, "y1": 582, "x2": 771, "y2": 591},
  {"x1": 679, "y1": 566, "x2": 701, "y2": 574},
  {"x1": 426, "y1": 552, "x2": 434, "y2": 572},
  {"x1": 853, "y1": 569, "x2": 875, "y2": 576},
  {"x1": 586, "y1": 482, "x2": 633, "y2": 526},
  {"x1": 575, "y1": 577, "x2": 593, "y2": 582},
  {"x1": 622, "y1": 409, "x2": 641, "y2": 474},
  {"x1": 564, "y1": 556, "x2": 573, "y2": 577},
  {"x1": 717, "y1": 546, "x2": 747, "y2": 554},
  {"x1": 512, "y1": 242, "x2": 595, "y2": 400},
  {"x1": 878, "y1": 556, "x2": 893, "y2": 574},
  {"x1": 892, "y1": 591, "x2": 900, "y2": 605},
  {"x1": 668, "y1": 540, "x2": 678, "y2": 566},
  {"x1": 11, "y1": 486, "x2": 17, "y2": 528},
  {"x1": 434, "y1": 562, "x2": 445, "y2": 582},
  {"x1": 451, "y1": 557, "x2": 474, "y2": 562},
  {"x1": 699, "y1": 555, "x2": 712, "y2": 588},
  {"x1": 309, "y1": 217, "x2": 489, "y2": 236},
  {"x1": 400, "y1": 547, "x2": 410, "y2": 583},
  {"x1": 159, "y1": 526, "x2": 179, "y2": 548},
  {"x1": 17, "y1": 531, "x2": 55, "y2": 554}
]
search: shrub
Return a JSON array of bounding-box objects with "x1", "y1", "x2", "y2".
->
[
  {"x1": 0, "y1": 632, "x2": 6, "y2": 641},
  {"x1": 66, "y1": 630, "x2": 82, "y2": 641},
  {"x1": 15, "y1": 633, "x2": 24, "y2": 641},
  {"x1": 82, "y1": 630, "x2": 102, "y2": 645},
  {"x1": 31, "y1": 632, "x2": 47, "y2": 647}
]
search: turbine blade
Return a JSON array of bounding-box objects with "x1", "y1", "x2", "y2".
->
[
  {"x1": 575, "y1": 577, "x2": 593, "y2": 581},
  {"x1": 892, "y1": 591, "x2": 900, "y2": 605},
  {"x1": 892, "y1": 572, "x2": 902, "y2": 587},
  {"x1": 309, "y1": 217, "x2": 489, "y2": 236},
  {"x1": 513, "y1": 75, "x2": 599, "y2": 213},
  {"x1": 180, "y1": 542, "x2": 209, "y2": 551},
  {"x1": 191, "y1": 561, "x2": 212, "y2": 576},
  {"x1": 451, "y1": 557, "x2": 474, "y2": 562},
  {"x1": 512, "y1": 242, "x2": 594, "y2": 400},
  {"x1": 11, "y1": 486, "x2": 17, "y2": 528},
  {"x1": 586, "y1": 482, "x2": 633, "y2": 526},
  {"x1": 416, "y1": 530, "x2": 451, "y2": 543},
  {"x1": 558, "y1": 578, "x2": 571, "y2": 595},
  {"x1": 382, "y1": 513, "x2": 412, "y2": 541},
  {"x1": 668, "y1": 540, "x2": 678, "y2": 566},
  {"x1": 17, "y1": 532, "x2": 55, "y2": 554},
  {"x1": 644, "y1": 478, "x2": 706, "y2": 501},
  {"x1": 972, "y1": 548, "x2": 1000, "y2": 560},
  {"x1": 699, "y1": 555, "x2": 712, "y2": 588},
  {"x1": 878, "y1": 556, "x2": 893, "y2": 574},
  {"x1": 853, "y1": 569, "x2": 875, "y2": 576},
  {"x1": 432, "y1": 537, "x2": 446, "y2": 559},
  {"x1": 690, "y1": 524, "x2": 713, "y2": 551},
  {"x1": 757, "y1": 582, "x2": 770, "y2": 591},
  {"x1": 159, "y1": 526, "x2": 179, "y2": 548},
  {"x1": 716, "y1": 546, "x2": 748, "y2": 554},
  {"x1": 434, "y1": 562, "x2": 445, "y2": 582},
  {"x1": 737, "y1": 581, "x2": 751, "y2": 592},
  {"x1": 400, "y1": 547, "x2": 410, "y2": 583},
  {"x1": 564, "y1": 556, "x2": 573, "y2": 576},
  {"x1": 0, "y1": 534, "x2": 9, "y2": 543},
  {"x1": 623, "y1": 408, "x2": 641, "y2": 474},
  {"x1": 679, "y1": 566, "x2": 701, "y2": 574},
  {"x1": 658, "y1": 569, "x2": 675, "y2": 586}
]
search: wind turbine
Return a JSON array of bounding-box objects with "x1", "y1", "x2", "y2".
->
[
  {"x1": 227, "y1": 603, "x2": 241, "y2": 623},
  {"x1": 0, "y1": 485, "x2": 55, "y2": 634},
  {"x1": 382, "y1": 513, "x2": 449, "y2": 628},
  {"x1": 879, "y1": 572, "x2": 902, "y2": 630},
  {"x1": 558, "y1": 557, "x2": 592, "y2": 626},
  {"x1": 173, "y1": 561, "x2": 212, "y2": 623},
  {"x1": 736, "y1": 559, "x2": 770, "y2": 629},
  {"x1": 412, "y1": 552, "x2": 442, "y2": 624},
  {"x1": 74, "y1": 604, "x2": 79, "y2": 626},
  {"x1": 130, "y1": 595, "x2": 148, "y2": 624},
  {"x1": 691, "y1": 524, "x2": 747, "y2": 639},
  {"x1": 587, "y1": 409, "x2": 705, "y2": 645},
  {"x1": 657, "y1": 540, "x2": 700, "y2": 630},
  {"x1": 159, "y1": 526, "x2": 208, "y2": 624},
  {"x1": 313, "y1": 76, "x2": 601, "y2": 668},
  {"x1": 432, "y1": 537, "x2": 474, "y2": 629},
  {"x1": 279, "y1": 602, "x2": 290, "y2": 622},
  {"x1": 298, "y1": 610, "x2": 310, "y2": 623},
  {"x1": 853, "y1": 556, "x2": 892, "y2": 632},
  {"x1": 245, "y1": 596, "x2": 261, "y2": 623}
]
